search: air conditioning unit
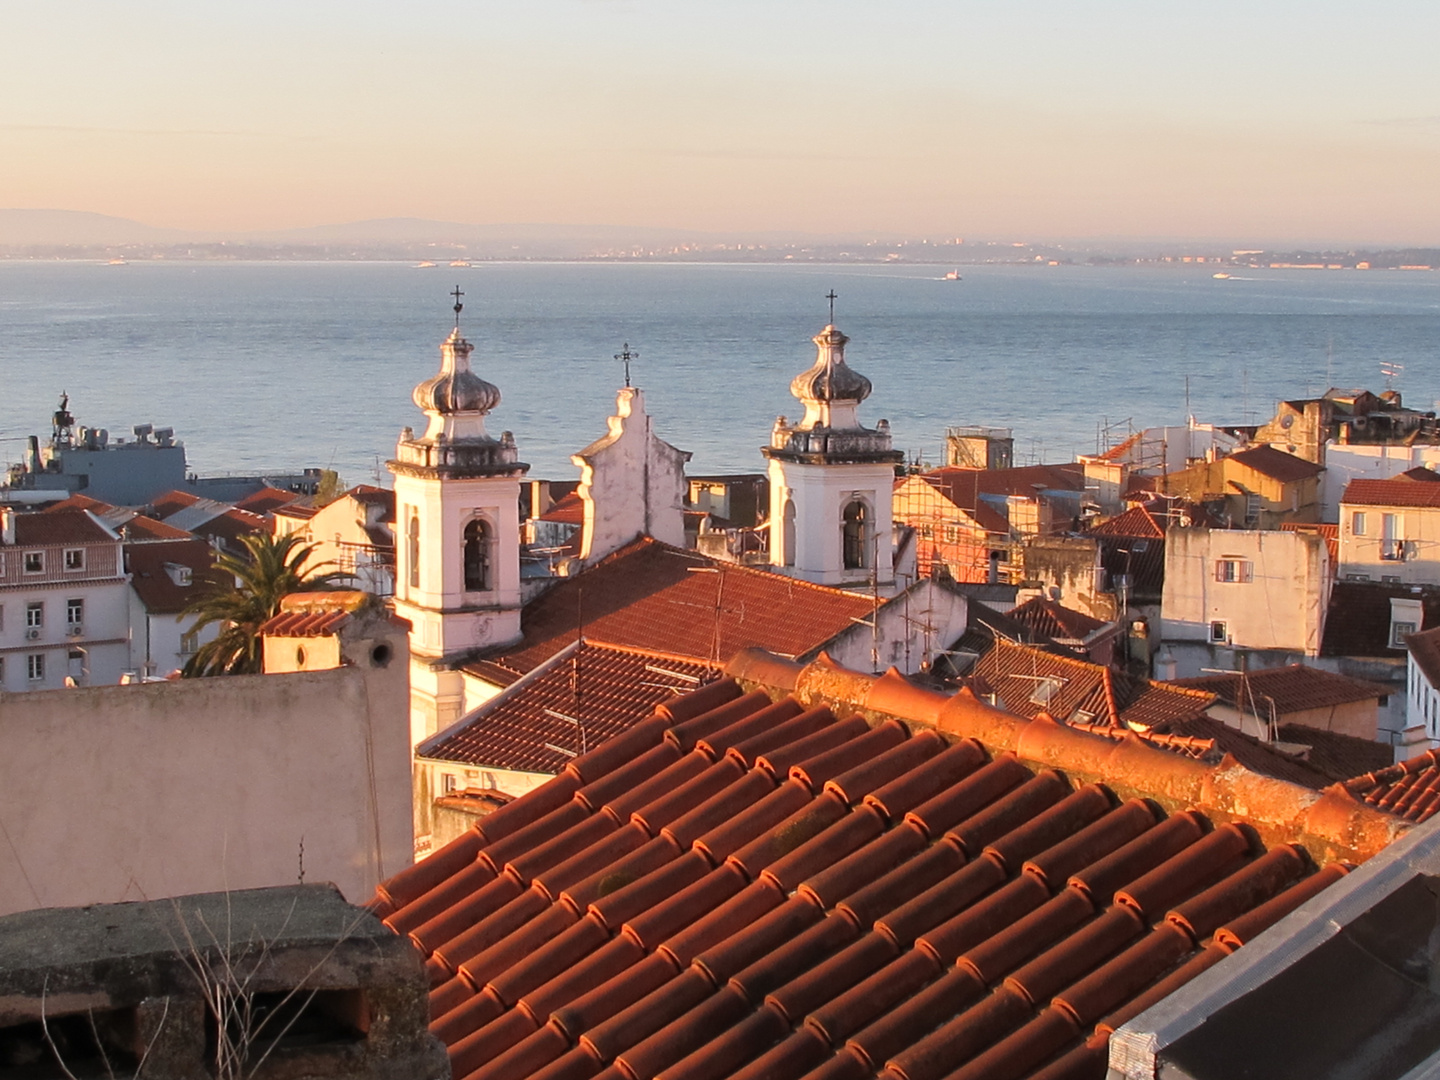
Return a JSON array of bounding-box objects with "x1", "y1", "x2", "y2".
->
[
  {"x1": 25, "y1": 628, "x2": 41, "y2": 640},
  {"x1": 67, "y1": 625, "x2": 83, "y2": 637}
]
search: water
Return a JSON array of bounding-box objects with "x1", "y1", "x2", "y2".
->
[{"x1": 1, "y1": 261, "x2": 1438, "y2": 487}]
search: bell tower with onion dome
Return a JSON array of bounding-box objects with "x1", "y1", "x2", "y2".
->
[
  {"x1": 389, "y1": 290, "x2": 529, "y2": 741},
  {"x1": 762, "y1": 303, "x2": 903, "y2": 588}
]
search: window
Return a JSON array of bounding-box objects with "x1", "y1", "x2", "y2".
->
[
  {"x1": 66, "y1": 598, "x2": 83, "y2": 628},
  {"x1": 180, "y1": 629, "x2": 199, "y2": 656},
  {"x1": 442, "y1": 773, "x2": 458, "y2": 793},
  {"x1": 25, "y1": 602, "x2": 43, "y2": 629},
  {"x1": 27, "y1": 654, "x2": 44, "y2": 682},
  {"x1": 1209, "y1": 620, "x2": 1229, "y2": 644},
  {"x1": 1215, "y1": 558, "x2": 1253, "y2": 583},
  {"x1": 1392, "y1": 621, "x2": 1418, "y2": 648},
  {"x1": 1381, "y1": 513, "x2": 1406, "y2": 560},
  {"x1": 463, "y1": 517, "x2": 492, "y2": 591},
  {"x1": 782, "y1": 500, "x2": 796, "y2": 567},
  {"x1": 1243, "y1": 493, "x2": 1261, "y2": 525},
  {"x1": 842, "y1": 500, "x2": 869, "y2": 570},
  {"x1": 407, "y1": 512, "x2": 420, "y2": 589},
  {"x1": 1029, "y1": 676, "x2": 1064, "y2": 706},
  {"x1": 64, "y1": 548, "x2": 85, "y2": 571},
  {"x1": 1351, "y1": 511, "x2": 1368, "y2": 536},
  {"x1": 23, "y1": 551, "x2": 43, "y2": 574}
]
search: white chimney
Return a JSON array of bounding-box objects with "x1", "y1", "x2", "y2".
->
[{"x1": 1, "y1": 507, "x2": 15, "y2": 546}]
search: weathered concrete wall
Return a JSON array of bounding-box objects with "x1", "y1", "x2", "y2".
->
[
  {"x1": 0, "y1": 653, "x2": 413, "y2": 917},
  {"x1": 1162, "y1": 528, "x2": 1330, "y2": 668}
]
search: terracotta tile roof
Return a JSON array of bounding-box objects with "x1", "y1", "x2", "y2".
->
[
  {"x1": 425, "y1": 642, "x2": 717, "y2": 775},
  {"x1": 122, "y1": 515, "x2": 194, "y2": 542},
  {"x1": 539, "y1": 492, "x2": 586, "y2": 526},
  {"x1": 234, "y1": 486, "x2": 304, "y2": 513},
  {"x1": 1170, "y1": 664, "x2": 1391, "y2": 715},
  {"x1": 258, "y1": 590, "x2": 376, "y2": 637},
  {"x1": 1008, "y1": 598, "x2": 1108, "y2": 644},
  {"x1": 1407, "y1": 626, "x2": 1440, "y2": 689},
  {"x1": 1157, "y1": 715, "x2": 1344, "y2": 790},
  {"x1": 147, "y1": 490, "x2": 200, "y2": 518},
  {"x1": 1341, "y1": 478, "x2": 1440, "y2": 509},
  {"x1": 1274, "y1": 724, "x2": 1394, "y2": 783},
  {"x1": 368, "y1": 654, "x2": 1398, "y2": 1080},
  {"x1": 125, "y1": 538, "x2": 221, "y2": 614},
  {"x1": 190, "y1": 507, "x2": 269, "y2": 547},
  {"x1": 1097, "y1": 431, "x2": 1144, "y2": 462},
  {"x1": 1321, "y1": 581, "x2": 1440, "y2": 658},
  {"x1": 1090, "y1": 505, "x2": 1164, "y2": 540},
  {"x1": 1227, "y1": 445, "x2": 1325, "y2": 483},
  {"x1": 348, "y1": 484, "x2": 397, "y2": 518},
  {"x1": 1401, "y1": 466, "x2": 1440, "y2": 482},
  {"x1": 1281, "y1": 521, "x2": 1338, "y2": 564},
  {"x1": 274, "y1": 503, "x2": 321, "y2": 520},
  {"x1": 39, "y1": 493, "x2": 116, "y2": 515},
  {"x1": 493, "y1": 538, "x2": 876, "y2": 674},
  {"x1": 968, "y1": 640, "x2": 1213, "y2": 732},
  {"x1": 5, "y1": 508, "x2": 116, "y2": 547},
  {"x1": 1344, "y1": 749, "x2": 1440, "y2": 823}
]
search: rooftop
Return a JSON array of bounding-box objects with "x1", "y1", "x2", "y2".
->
[
  {"x1": 125, "y1": 538, "x2": 220, "y2": 615},
  {"x1": 1226, "y1": 445, "x2": 1325, "y2": 484},
  {"x1": 369, "y1": 650, "x2": 1406, "y2": 1080},
  {"x1": 1170, "y1": 664, "x2": 1392, "y2": 717},
  {"x1": 1344, "y1": 750, "x2": 1440, "y2": 824},
  {"x1": 3, "y1": 507, "x2": 116, "y2": 547},
  {"x1": 539, "y1": 491, "x2": 586, "y2": 526},
  {"x1": 1006, "y1": 598, "x2": 1109, "y2": 646},
  {"x1": 1341, "y1": 477, "x2": 1440, "y2": 509},
  {"x1": 1322, "y1": 581, "x2": 1440, "y2": 659},
  {"x1": 424, "y1": 641, "x2": 716, "y2": 775},
  {"x1": 490, "y1": 538, "x2": 876, "y2": 675}
]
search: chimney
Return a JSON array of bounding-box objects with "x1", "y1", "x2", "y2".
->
[{"x1": 1, "y1": 507, "x2": 15, "y2": 546}]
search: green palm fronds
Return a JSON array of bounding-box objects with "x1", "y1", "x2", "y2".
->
[{"x1": 181, "y1": 532, "x2": 348, "y2": 677}]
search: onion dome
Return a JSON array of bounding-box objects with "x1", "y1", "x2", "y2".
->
[
  {"x1": 412, "y1": 328, "x2": 500, "y2": 416},
  {"x1": 789, "y1": 325, "x2": 872, "y2": 406}
]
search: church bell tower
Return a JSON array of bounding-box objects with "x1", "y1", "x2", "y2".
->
[
  {"x1": 763, "y1": 307, "x2": 903, "y2": 588},
  {"x1": 389, "y1": 291, "x2": 529, "y2": 740}
]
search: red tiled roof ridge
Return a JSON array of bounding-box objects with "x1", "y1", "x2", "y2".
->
[
  {"x1": 1341, "y1": 477, "x2": 1440, "y2": 508},
  {"x1": 576, "y1": 637, "x2": 726, "y2": 669},
  {"x1": 370, "y1": 648, "x2": 1391, "y2": 1080},
  {"x1": 727, "y1": 651, "x2": 1409, "y2": 861},
  {"x1": 1090, "y1": 504, "x2": 1165, "y2": 539}
]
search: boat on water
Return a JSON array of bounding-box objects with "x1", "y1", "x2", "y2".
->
[
  {"x1": 943, "y1": 270, "x2": 962, "y2": 281},
  {"x1": 106, "y1": 258, "x2": 126, "y2": 266},
  {"x1": 449, "y1": 260, "x2": 470, "y2": 268},
  {"x1": 414, "y1": 261, "x2": 437, "y2": 268},
  {"x1": 1212, "y1": 272, "x2": 1231, "y2": 279}
]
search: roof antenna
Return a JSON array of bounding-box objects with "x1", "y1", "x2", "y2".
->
[{"x1": 451, "y1": 285, "x2": 464, "y2": 331}]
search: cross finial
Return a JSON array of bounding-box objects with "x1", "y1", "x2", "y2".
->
[
  {"x1": 826, "y1": 290, "x2": 838, "y2": 324},
  {"x1": 451, "y1": 285, "x2": 464, "y2": 330},
  {"x1": 615, "y1": 342, "x2": 638, "y2": 388}
]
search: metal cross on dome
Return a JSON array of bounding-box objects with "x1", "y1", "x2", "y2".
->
[
  {"x1": 826, "y1": 289, "x2": 838, "y2": 324},
  {"x1": 451, "y1": 285, "x2": 464, "y2": 329},
  {"x1": 615, "y1": 343, "x2": 638, "y2": 387}
]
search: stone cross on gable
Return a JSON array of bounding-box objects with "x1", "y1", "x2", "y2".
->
[{"x1": 615, "y1": 343, "x2": 638, "y2": 388}]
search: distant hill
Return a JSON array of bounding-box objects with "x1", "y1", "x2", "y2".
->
[{"x1": 0, "y1": 209, "x2": 188, "y2": 246}]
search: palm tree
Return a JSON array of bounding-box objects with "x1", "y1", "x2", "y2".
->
[{"x1": 181, "y1": 532, "x2": 347, "y2": 677}]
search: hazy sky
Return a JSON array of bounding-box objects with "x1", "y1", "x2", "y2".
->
[{"x1": 3, "y1": 1, "x2": 1438, "y2": 243}]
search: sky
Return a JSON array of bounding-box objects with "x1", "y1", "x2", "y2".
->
[{"x1": 2, "y1": 1, "x2": 1439, "y2": 244}]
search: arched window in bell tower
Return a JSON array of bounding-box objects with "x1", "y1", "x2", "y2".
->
[
  {"x1": 782, "y1": 499, "x2": 797, "y2": 567},
  {"x1": 842, "y1": 500, "x2": 869, "y2": 570},
  {"x1": 464, "y1": 517, "x2": 492, "y2": 592},
  {"x1": 407, "y1": 512, "x2": 421, "y2": 589}
]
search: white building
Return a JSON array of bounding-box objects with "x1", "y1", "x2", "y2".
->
[
  {"x1": 763, "y1": 321, "x2": 904, "y2": 588},
  {"x1": 1338, "y1": 476, "x2": 1440, "y2": 586},
  {"x1": 1159, "y1": 527, "x2": 1332, "y2": 678},
  {"x1": 572, "y1": 384, "x2": 690, "y2": 564},
  {"x1": 388, "y1": 313, "x2": 529, "y2": 744},
  {"x1": 1320, "y1": 441, "x2": 1440, "y2": 522},
  {"x1": 1406, "y1": 625, "x2": 1440, "y2": 752},
  {"x1": 0, "y1": 507, "x2": 131, "y2": 691}
]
